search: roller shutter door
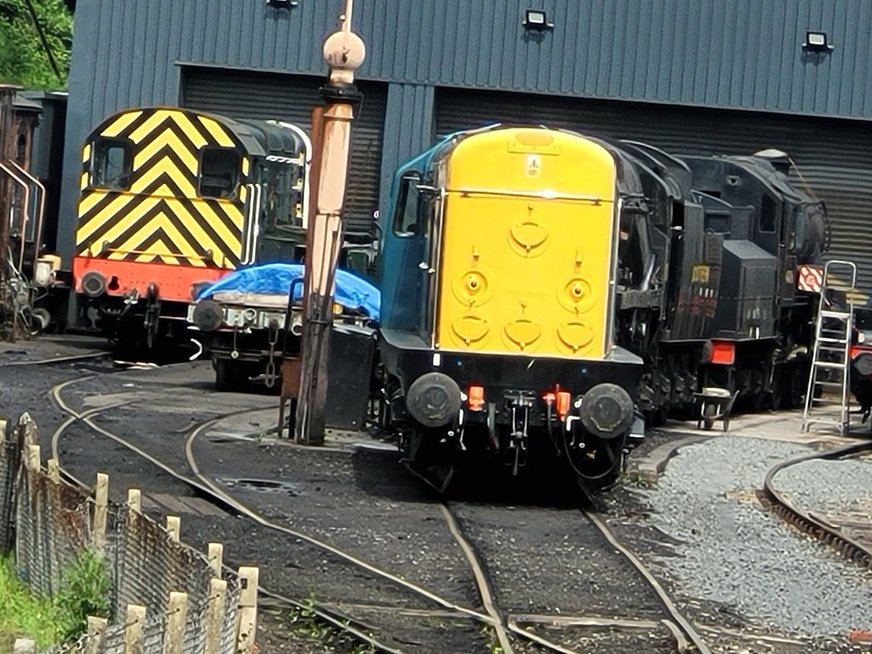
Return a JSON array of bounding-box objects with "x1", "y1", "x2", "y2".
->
[
  {"x1": 436, "y1": 88, "x2": 872, "y2": 296},
  {"x1": 182, "y1": 66, "x2": 386, "y2": 237}
]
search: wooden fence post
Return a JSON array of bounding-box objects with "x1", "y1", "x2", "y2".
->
[
  {"x1": 207, "y1": 543, "x2": 223, "y2": 577},
  {"x1": 236, "y1": 567, "x2": 259, "y2": 653},
  {"x1": 203, "y1": 578, "x2": 227, "y2": 654},
  {"x1": 12, "y1": 638, "x2": 35, "y2": 654},
  {"x1": 84, "y1": 616, "x2": 108, "y2": 654},
  {"x1": 26, "y1": 444, "x2": 39, "y2": 471},
  {"x1": 164, "y1": 592, "x2": 188, "y2": 654},
  {"x1": 166, "y1": 515, "x2": 180, "y2": 543},
  {"x1": 125, "y1": 604, "x2": 147, "y2": 654},
  {"x1": 127, "y1": 488, "x2": 141, "y2": 515},
  {"x1": 18, "y1": 413, "x2": 36, "y2": 450},
  {"x1": 93, "y1": 473, "x2": 109, "y2": 554},
  {"x1": 47, "y1": 458, "x2": 60, "y2": 483}
]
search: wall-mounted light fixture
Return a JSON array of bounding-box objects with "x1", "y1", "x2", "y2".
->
[
  {"x1": 266, "y1": 0, "x2": 299, "y2": 8},
  {"x1": 802, "y1": 30, "x2": 833, "y2": 52},
  {"x1": 523, "y1": 9, "x2": 553, "y2": 31}
]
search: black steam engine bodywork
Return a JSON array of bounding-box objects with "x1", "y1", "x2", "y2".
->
[
  {"x1": 618, "y1": 145, "x2": 827, "y2": 419},
  {"x1": 375, "y1": 125, "x2": 828, "y2": 491}
]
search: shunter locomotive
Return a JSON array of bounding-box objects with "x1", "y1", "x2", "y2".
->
[
  {"x1": 73, "y1": 107, "x2": 309, "y2": 349},
  {"x1": 375, "y1": 125, "x2": 827, "y2": 488}
]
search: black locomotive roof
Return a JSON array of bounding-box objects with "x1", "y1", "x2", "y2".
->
[
  {"x1": 217, "y1": 116, "x2": 306, "y2": 158},
  {"x1": 89, "y1": 107, "x2": 307, "y2": 158}
]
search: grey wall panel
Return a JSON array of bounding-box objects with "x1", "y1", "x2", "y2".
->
[
  {"x1": 69, "y1": 0, "x2": 872, "y2": 119},
  {"x1": 435, "y1": 88, "x2": 872, "y2": 293},
  {"x1": 181, "y1": 67, "x2": 386, "y2": 237},
  {"x1": 379, "y1": 84, "x2": 434, "y2": 215}
]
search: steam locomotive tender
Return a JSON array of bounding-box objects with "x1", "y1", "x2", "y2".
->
[{"x1": 73, "y1": 107, "x2": 309, "y2": 349}]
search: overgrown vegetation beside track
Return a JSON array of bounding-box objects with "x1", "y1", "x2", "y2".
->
[{"x1": 0, "y1": 550, "x2": 110, "y2": 650}]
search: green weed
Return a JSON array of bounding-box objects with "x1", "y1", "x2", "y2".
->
[
  {"x1": 55, "y1": 549, "x2": 112, "y2": 640},
  {"x1": 287, "y1": 593, "x2": 376, "y2": 653},
  {"x1": 0, "y1": 549, "x2": 112, "y2": 651},
  {"x1": 0, "y1": 556, "x2": 66, "y2": 650},
  {"x1": 618, "y1": 470, "x2": 655, "y2": 488}
]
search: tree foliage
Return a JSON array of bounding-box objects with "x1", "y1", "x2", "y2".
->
[{"x1": 0, "y1": 0, "x2": 72, "y2": 90}]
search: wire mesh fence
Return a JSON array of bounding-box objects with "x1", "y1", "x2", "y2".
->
[{"x1": 0, "y1": 413, "x2": 254, "y2": 654}]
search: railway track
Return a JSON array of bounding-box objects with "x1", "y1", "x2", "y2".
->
[
  {"x1": 762, "y1": 439, "x2": 872, "y2": 568},
  {"x1": 50, "y1": 372, "x2": 714, "y2": 654},
  {"x1": 1, "y1": 350, "x2": 109, "y2": 367}
]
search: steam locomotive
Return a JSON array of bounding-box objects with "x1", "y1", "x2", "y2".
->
[
  {"x1": 376, "y1": 125, "x2": 826, "y2": 489},
  {"x1": 72, "y1": 107, "x2": 310, "y2": 350}
]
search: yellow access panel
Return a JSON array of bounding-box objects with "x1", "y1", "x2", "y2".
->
[{"x1": 435, "y1": 128, "x2": 617, "y2": 359}]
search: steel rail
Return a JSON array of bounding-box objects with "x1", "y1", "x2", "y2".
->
[
  {"x1": 51, "y1": 372, "x2": 711, "y2": 654},
  {"x1": 51, "y1": 381, "x2": 409, "y2": 654},
  {"x1": 50, "y1": 382, "x2": 421, "y2": 653},
  {"x1": 2, "y1": 351, "x2": 108, "y2": 367},
  {"x1": 762, "y1": 439, "x2": 872, "y2": 568},
  {"x1": 439, "y1": 503, "x2": 515, "y2": 654},
  {"x1": 183, "y1": 417, "x2": 494, "y2": 625},
  {"x1": 583, "y1": 510, "x2": 713, "y2": 654},
  {"x1": 50, "y1": 379, "x2": 502, "y2": 629}
]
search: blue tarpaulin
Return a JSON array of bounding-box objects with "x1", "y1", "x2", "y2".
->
[{"x1": 196, "y1": 263, "x2": 381, "y2": 321}]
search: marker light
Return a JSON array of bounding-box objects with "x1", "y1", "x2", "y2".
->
[
  {"x1": 556, "y1": 391, "x2": 572, "y2": 419},
  {"x1": 468, "y1": 385, "x2": 485, "y2": 411},
  {"x1": 709, "y1": 341, "x2": 736, "y2": 366}
]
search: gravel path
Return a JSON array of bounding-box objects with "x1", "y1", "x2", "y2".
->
[{"x1": 633, "y1": 435, "x2": 872, "y2": 638}]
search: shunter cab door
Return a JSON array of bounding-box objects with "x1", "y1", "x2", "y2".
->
[{"x1": 434, "y1": 129, "x2": 618, "y2": 360}]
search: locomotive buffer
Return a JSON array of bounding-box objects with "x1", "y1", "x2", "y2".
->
[{"x1": 802, "y1": 260, "x2": 858, "y2": 435}]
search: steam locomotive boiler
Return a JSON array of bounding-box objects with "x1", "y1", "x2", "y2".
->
[{"x1": 614, "y1": 144, "x2": 827, "y2": 419}]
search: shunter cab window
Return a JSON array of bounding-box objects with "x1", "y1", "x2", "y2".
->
[
  {"x1": 394, "y1": 175, "x2": 422, "y2": 236},
  {"x1": 199, "y1": 148, "x2": 241, "y2": 199},
  {"x1": 92, "y1": 139, "x2": 132, "y2": 190}
]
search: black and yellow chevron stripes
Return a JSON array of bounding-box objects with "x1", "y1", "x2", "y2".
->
[{"x1": 76, "y1": 108, "x2": 245, "y2": 268}]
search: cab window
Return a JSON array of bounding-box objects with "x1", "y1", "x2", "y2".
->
[
  {"x1": 393, "y1": 174, "x2": 421, "y2": 236},
  {"x1": 92, "y1": 139, "x2": 132, "y2": 190},
  {"x1": 759, "y1": 194, "x2": 777, "y2": 233},
  {"x1": 199, "y1": 148, "x2": 240, "y2": 199}
]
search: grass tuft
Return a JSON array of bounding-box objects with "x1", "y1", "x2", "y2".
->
[
  {"x1": 0, "y1": 550, "x2": 112, "y2": 651},
  {"x1": 0, "y1": 555, "x2": 67, "y2": 650}
]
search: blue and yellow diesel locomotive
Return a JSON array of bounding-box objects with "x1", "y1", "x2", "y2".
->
[
  {"x1": 378, "y1": 126, "x2": 645, "y2": 488},
  {"x1": 376, "y1": 125, "x2": 826, "y2": 489}
]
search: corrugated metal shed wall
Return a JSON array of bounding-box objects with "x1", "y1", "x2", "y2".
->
[
  {"x1": 59, "y1": 0, "x2": 872, "y2": 262},
  {"x1": 436, "y1": 89, "x2": 872, "y2": 291},
  {"x1": 71, "y1": 0, "x2": 872, "y2": 118},
  {"x1": 181, "y1": 67, "x2": 387, "y2": 235}
]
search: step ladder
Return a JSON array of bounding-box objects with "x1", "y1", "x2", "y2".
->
[{"x1": 802, "y1": 260, "x2": 858, "y2": 435}]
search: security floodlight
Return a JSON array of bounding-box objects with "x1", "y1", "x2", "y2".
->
[
  {"x1": 523, "y1": 10, "x2": 553, "y2": 31},
  {"x1": 803, "y1": 31, "x2": 833, "y2": 52}
]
